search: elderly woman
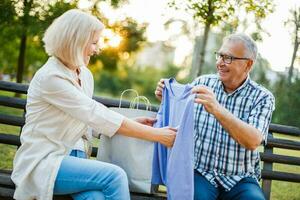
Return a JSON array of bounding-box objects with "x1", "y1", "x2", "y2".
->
[{"x1": 11, "y1": 9, "x2": 176, "y2": 200}]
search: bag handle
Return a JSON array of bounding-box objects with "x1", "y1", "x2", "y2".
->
[
  {"x1": 119, "y1": 89, "x2": 139, "y2": 108},
  {"x1": 130, "y1": 95, "x2": 152, "y2": 111}
]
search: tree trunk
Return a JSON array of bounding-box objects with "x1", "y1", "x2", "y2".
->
[
  {"x1": 288, "y1": 39, "x2": 299, "y2": 84},
  {"x1": 190, "y1": 0, "x2": 214, "y2": 79},
  {"x1": 288, "y1": 8, "x2": 300, "y2": 84},
  {"x1": 197, "y1": 23, "x2": 210, "y2": 76},
  {"x1": 189, "y1": 36, "x2": 201, "y2": 79},
  {"x1": 16, "y1": 33, "x2": 27, "y2": 83},
  {"x1": 16, "y1": 0, "x2": 32, "y2": 84},
  {"x1": 190, "y1": 24, "x2": 211, "y2": 79}
]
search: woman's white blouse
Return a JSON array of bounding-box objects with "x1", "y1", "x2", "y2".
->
[{"x1": 11, "y1": 57, "x2": 124, "y2": 200}]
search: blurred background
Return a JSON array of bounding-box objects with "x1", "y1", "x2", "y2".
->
[
  {"x1": 0, "y1": 1, "x2": 300, "y2": 199},
  {"x1": 0, "y1": 0, "x2": 299, "y2": 127}
]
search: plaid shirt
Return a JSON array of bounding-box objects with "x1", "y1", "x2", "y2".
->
[{"x1": 192, "y1": 74, "x2": 275, "y2": 191}]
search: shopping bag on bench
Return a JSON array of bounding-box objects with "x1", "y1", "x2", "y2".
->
[{"x1": 97, "y1": 89, "x2": 156, "y2": 194}]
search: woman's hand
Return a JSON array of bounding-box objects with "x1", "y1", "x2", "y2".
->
[
  {"x1": 117, "y1": 118, "x2": 176, "y2": 146},
  {"x1": 156, "y1": 127, "x2": 177, "y2": 148},
  {"x1": 154, "y1": 79, "x2": 165, "y2": 101},
  {"x1": 134, "y1": 117, "x2": 157, "y2": 126}
]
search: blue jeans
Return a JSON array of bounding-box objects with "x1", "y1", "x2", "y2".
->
[
  {"x1": 53, "y1": 150, "x2": 130, "y2": 200},
  {"x1": 194, "y1": 170, "x2": 265, "y2": 200}
]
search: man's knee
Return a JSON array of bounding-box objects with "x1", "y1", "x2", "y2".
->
[
  {"x1": 194, "y1": 190, "x2": 217, "y2": 200},
  {"x1": 240, "y1": 179, "x2": 265, "y2": 200},
  {"x1": 194, "y1": 171, "x2": 218, "y2": 200},
  {"x1": 194, "y1": 183, "x2": 216, "y2": 200},
  {"x1": 238, "y1": 189, "x2": 265, "y2": 200},
  {"x1": 223, "y1": 178, "x2": 265, "y2": 200}
]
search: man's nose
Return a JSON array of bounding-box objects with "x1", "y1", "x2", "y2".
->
[{"x1": 216, "y1": 57, "x2": 223, "y2": 65}]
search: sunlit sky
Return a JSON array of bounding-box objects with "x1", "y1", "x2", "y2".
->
[{"x1": 80, "y1": 0, "x2": 300, "y2": 72}]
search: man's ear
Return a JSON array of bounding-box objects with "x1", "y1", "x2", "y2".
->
[{"x1": 245, "y1": 59, "x2": 253, "y2": 72}]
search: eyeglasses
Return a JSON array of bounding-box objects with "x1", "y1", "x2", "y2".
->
[{"x1": 215, "y1": 52, "x2": 250, "y2": 64}]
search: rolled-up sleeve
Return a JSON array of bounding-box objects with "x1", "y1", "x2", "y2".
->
[
  {"x1": 248, "y1": 93, "x2": 275, "y2": 143},
  {"x1": 40, "y1": 74, "x2": 124, "y2": 137}
]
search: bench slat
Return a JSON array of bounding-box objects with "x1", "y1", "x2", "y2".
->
[
  {"x1": 0, "y1": 81, "x2": 28, "y2": 94},
  {"x1": 260, "y1": 152, "x2": 300, "y2": 165},
  {"x1": 0, "y1": 173, "x2": 14, "y2": 188},
  {"x1": 0, "y1": 133, "x2": 20, "y2": 146},
  {"x1": 261, "y1": 170, "x2": 300, "y2": 182},
  {"x1": 93, "y1": 96, "x2": 158, "y2": 111},
  {"x1": 266, "y1": 137, "x2": 300, "y2": 151},
  {"x1": 0, "y1": 186, "x2": 14, "y2": 199},
  {"x1": 0, "y1": 114, "x2": 24, "y2": 127},
  {"x1": 269, "y1": 124, "x2": 300, "y2": 137},
  {"x1": 0, "y1": 96, "x2": 26, "y2": 109}
]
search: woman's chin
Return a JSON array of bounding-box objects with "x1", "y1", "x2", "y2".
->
[{"x1": 84, "y1": 56, "x2": 90, "y2": 66}]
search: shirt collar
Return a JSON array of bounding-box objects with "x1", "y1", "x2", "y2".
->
[
  {"x1": 218, "y1": 75, "x2": 250, "y2": 97},
  {"x1": 50, "y1": 56, "x2": 83, "y2": 87}
]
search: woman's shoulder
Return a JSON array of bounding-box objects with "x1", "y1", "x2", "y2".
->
[
  {"x1": 80, "y1": 66, "x2": 93, "y2": 79},
  {"x1": 37, "y1": 57, "x2": 79, "y2": 81},
  {"x1": 30, "y1": 57, "x2": 75, "y2": 91}
]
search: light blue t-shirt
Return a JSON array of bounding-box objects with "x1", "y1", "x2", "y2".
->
[{"x1": 152, "y1": 78, "x2": 195, "y2": 200}]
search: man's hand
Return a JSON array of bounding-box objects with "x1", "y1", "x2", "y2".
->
[
  {"x1": 192, "y1": 85, "x2": 222, "y2": 116},
  {"x1": 134, "y1": 117, "x2": 157, "y2": 127},
  {"x1": 154, "y1": 79, "x2": 165, "y2": 101},
  {"x1": 192, "y1": 85, "x2": 264, "y2": 150}
]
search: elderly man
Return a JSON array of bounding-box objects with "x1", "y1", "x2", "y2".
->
[{"x1": 155, "y1": 33, "x2": 275, "y2": 200}]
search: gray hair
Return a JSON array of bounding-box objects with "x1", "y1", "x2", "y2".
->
[{"x1": 223, "y1": 33, "x2": 258, "y2": 62}]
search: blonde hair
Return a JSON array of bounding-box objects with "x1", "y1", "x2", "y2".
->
[{"x1": 43, "y1": 9, "x2": 104, "y2": 67}]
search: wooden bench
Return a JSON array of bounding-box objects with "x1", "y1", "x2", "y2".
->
[{"x1": 0, "y1": 80, "x2": 299, "y2": 200}]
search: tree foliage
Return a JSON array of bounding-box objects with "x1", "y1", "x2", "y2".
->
[
  {"x1": 96, "y1": 62, "x2": 183, "y2": 104},
  {"x1": 0, "y1": 0, "x2": 141, "y2": 82},
  {"x1": 0, "y1": 0, "x2": 77, "y2": 82},
  {"x1": 95, "y1": 18, "x2": 147, "y2": 71},
  {"x1": 272, "y1": 77, "x2": 300, "y2": 127},
  {"x1": 168, "y1": 0, "x2": 274, "y2": 78}
]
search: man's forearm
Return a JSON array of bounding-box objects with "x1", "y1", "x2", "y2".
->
[{"x1": 213, "y1": 106, "x2": 263, "y2": 150}]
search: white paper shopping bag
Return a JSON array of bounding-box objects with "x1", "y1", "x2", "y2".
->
[{"x1": 97, "y1": 90, "x2": 156, "y2": 194}]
